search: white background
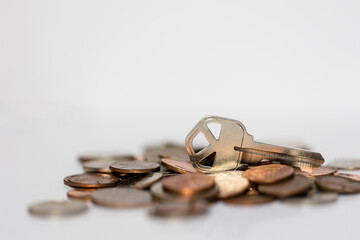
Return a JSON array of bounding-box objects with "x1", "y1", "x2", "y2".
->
[{"x1": 1, "y1": 1, "x2": 360, "y2": 239}]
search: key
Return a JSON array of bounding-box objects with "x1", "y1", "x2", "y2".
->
[{"x1": 185, "y1": 116, "x2": 325, "y2": 173}]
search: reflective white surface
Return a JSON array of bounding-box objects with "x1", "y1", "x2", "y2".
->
[{"x1": 1, "y1": 1, "x2": 360, "y2": 239}]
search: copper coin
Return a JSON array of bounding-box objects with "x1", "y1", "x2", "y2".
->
[
  {"x1": 91, "y1": 188, "x2": 152, "y2": 208},
  {"x1": 150, "y1": 181, "x2": 218, "y2": 202},
  {"x1": 242, "y1": 164, "x2": 294, "y2": 184},
  {"x1": 82, "y1": 159, "x2": 121, "y2": 174},
  {"x1": 224, "y1": 194, "x2": 274, "y2": 205},
  {"x1": 110, "y1": 161, "x2": 160, "y2": 174},
  {"x1": 309, "y1": 167, "x2": 336, "y2": 177},
  {"x1": 65, "y1": 173, "x2": 119, "y2": 188},
  {"x1": 334, "y1": 173, "x2": 360, "y2": 181},
  {"x1": 315, "y1": 175, "x2": 360, "y2": 194},
  {"x1": 161, "y1": 158, "x2": 198, "y2": 174},
  {"x1": 79, "y1": 152, "x2": 135, "y2": 163},
  {"x1": 327, "y1": 159, "x2": 360, "y2": 170},
  {"x1": 67, "y1": 189, "x2": 97, "y2": 201},
  {"x1": 258, "y1": 175, "x2": 311, "y2": 198},
  {"x1": 293, "y1": 167, "x2": 310, "y2": 177},
  {"x1": 134, "y1": 172, "x2": 163, "y2": 189},
  {"x1": 162, "y1": 173, "x2": 215, "y2": 195},
  {"x1": 149, "y1": 201, "x2": 208, "y2": 218},
  {"x1": 28, "y1": 200, "x2": 88, "y2": 217}
]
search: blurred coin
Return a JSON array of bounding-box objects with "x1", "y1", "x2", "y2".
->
[
  {"x1": 209, "y1": 171, "x2": 249, "y2": 198},
  {"x1": 162, "y1": 173, "x2": 215, "y2": 195},
  {"x1": 161, "y1": 144, "x2": 191, "y2": 162},
  {"x1": 315, "y1": 175, "x2": 360, "y2": 194},
  {"x1": 258, "y1": 175, "x2": 311, "y2": 198},
  {"x1": 149, "y1": 201, "x2": 208, "y2": 218},
  {"x1": 28, "y1": 200, "x2": 88, "y2": 217},
  {"x1": 78, "y1": 152, "x2": 135, "y2": 163},
  {"x1": 224, "y1": 194, "x2": 274, "y2": 205},
  {"x1": 67, "y1": 188, "x2": 97, "y2": 202},
  {"x1": 293, "y1": 167, "x2": 310, "y2": 177},
  {"x1": 134, "y1": 172, "x2": 163, "y2": 189},
  {"x1": 243, "y1": 165, "x2": 294, "y2": 184},
  {"x1": 309, "y1": 167, "x2": 336, "y2": 177},
  {"x1": 110, "y1": 161, "x2": 160, "y2": 174},
  {"x1": 82, "y1": 159, "x2": 122, "y2": 174},
  {"x1": 91, "y1": 188, "x2": 152, "y2": 208},
  {"x1": 327, "y1": 159, "x2": 360, "y2": 170},
  {"x1": 161, "y1": 158, "x2": 198, "y2": 173},
  {"x1": 65, "y1": 173, "x2": 119, "y2": 188},
  {"x1": 150, "y1": 181, "x2": 218, "y2": 202},
  {"x1": 334, "y1": 173, "x2": 360, "y2": 181},
  {"x1": 281, "y1": 191, "x2": 338, "y2": 205}
]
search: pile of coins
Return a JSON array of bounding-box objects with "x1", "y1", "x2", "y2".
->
[{"x1": 28, "y1": 143, "x2": 360, "y2": 218}]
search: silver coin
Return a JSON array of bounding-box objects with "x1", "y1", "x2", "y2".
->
[
  {"x1": 134, "y1": 172, "x2": 163, "y2": 189},
  {"x1": 327, "y1": 159, "x2": 360, "y2": 170},
  {"x1": 91, "y1": 188, "x2": 152, "y2": 208},
  {"x1": 28, "y1": 200, "x2": 88, "y2": 217}
]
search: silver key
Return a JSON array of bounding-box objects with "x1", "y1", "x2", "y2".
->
[{"x1": 185, "y1": 116, "x2": 325, "y2": 173}]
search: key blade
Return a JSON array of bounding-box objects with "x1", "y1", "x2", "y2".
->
[{"x1": 234, "y1": 145, "x2": 325, "y2": 172}]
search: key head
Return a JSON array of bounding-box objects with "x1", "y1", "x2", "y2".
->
[{"x1": 185, "y1": 116, "x2": 247, "y2": 172}]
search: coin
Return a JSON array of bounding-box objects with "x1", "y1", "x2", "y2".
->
[
  {"x1": 309, "y1": 167, "x2": 336, "y2": 177},
  {"x1": 242, "y1": 164, "x2": 294, "y2": 184},
  {"x1": 258, "y1": 175, "x2": 311, "y2": 198},
  {"x1": 28, "y1": 200, "x2": 88, "y2": 217},
  {"x1": 161, "y1": 158, "x2": 198, "y2": 174},
  {"x1": 110, "y1": 161, "x2": 160, "y2": 174},
  {"x1": 67, "y1": 189, "x2": 97, "y2": 201},
  {"x1": 293, "y1": 167, "x2": 310, "y2": 177},
  {"x1": 150, "y1": 181, "x2": 218, "y2": 202},
  {"x1": 315, "y1": 175, "x2": 360, "y2": 194},
  {"x1": 82, "y1": 159, "x2": 122, "y2": 174},
  {"x1": 209, "y1": 171, "x2": 249, "y2": 198},
  {"x1": 79, "y1": 152, "x2": 135, "y2": 163},
  {"x1": 65, "y1": 173, "x2": 119, "y2": 188},
  {"x1": 162, "y1": 173, "x2": 215, "y2": 195},
  {"x1": 149, "y1": 201, "x2": 208, "y2": 218},
  {"x1": 281, "y1": 191, "x2": 338, "y2": 205},
  {"x1": 91, "y1": 188, "x2": 152, "y2": 208},
  {"x1": 334, "y1": 173, "x2": 360, "y2": 181},
  {"x1": 224, "y1": 194, "x2": 274, "y2": 205},
  {"x1": 327, "y1": 159, "x2": 360, "y2": 170},
  {"x1": 134, "y1": 172, "x2": 163, "y2": 189}
]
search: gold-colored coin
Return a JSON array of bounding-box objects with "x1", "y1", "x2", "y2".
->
[
  {"x1": 258, "y1": 175, "x2": 311, "y2": 198},
  {"x1": 28, "y1": 200, "x2": 88, "y2": 217},
  {"x1": 91, "y1": 188, "x2": 152, "y2": 208},
  {"x1": 209, "y1": 171, "x2": 249, "y2": 198},
  {"x1": 150, "y1": 181, "x2": 218, "y2": 202},
  {"x1": 161, "y1": 158, "x2": 198, "y2": 174},
  {"x1": 64, "y1": 173, "x2": 119, "y2": 188},
  {"x1": 162, "y1": 173, "x2": 215, "y2": 195},
  {"x1": 243, "y1": 164, "x2": 294, "y2": 184},
  {"x1": 149, "y1": 201, "x2": 208, "y2": 218},
  {"x1": 110, "y1": 161, "x2": 160, "y2": 174}
]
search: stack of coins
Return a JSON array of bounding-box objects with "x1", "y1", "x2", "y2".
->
[{"x1": 28, "y1": 143, "x2": 360, "y2": 218}]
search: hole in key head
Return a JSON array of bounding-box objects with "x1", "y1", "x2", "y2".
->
[
  {"x1": 207, "y1": 123, "x2": 221, "y2": 140},
  {"x1": 192, "y1": 132, "x2": 210, "y2": 153},
  {"x1": 199, "y1": 152, "x2": 216, "y2": 168}
]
